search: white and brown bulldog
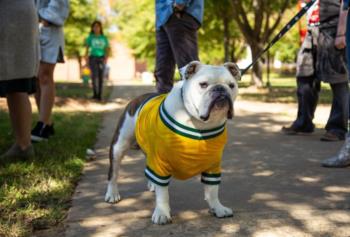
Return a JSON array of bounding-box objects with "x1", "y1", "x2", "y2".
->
[{"x1": 105, "y1": 61, "x2": 240, "y2": 224}]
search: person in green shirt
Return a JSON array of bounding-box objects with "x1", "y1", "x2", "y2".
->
[{"x1": 85, "y1": 20, "x2": 110, "y2": 100}]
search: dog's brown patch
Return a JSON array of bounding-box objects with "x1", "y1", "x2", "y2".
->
[{"x1": 108, "y1": 92, "x2": 160, "y2": 180}]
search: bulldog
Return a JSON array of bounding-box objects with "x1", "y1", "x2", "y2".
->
[{"x1": 105, "y1": 61, "x2": 240, "y2": 224}]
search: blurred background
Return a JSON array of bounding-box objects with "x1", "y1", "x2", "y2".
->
[{"x1": 59, "y1": 0, "x2": 302, "y2": 87}]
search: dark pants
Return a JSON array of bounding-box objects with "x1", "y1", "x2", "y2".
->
[
  {"x1": 155, "y1": 13, "x2": 200, "y2": 93},
  {"x1": 294, "y1": 27, "x2": 349, "y2": 138},
  {"x1": 292, "y1": 77, "x2": 320, "y2": 132},
  {"x1": 89, "y1": 56, "x2": 105, "y2": 100},
  {"x1": 325, "y1": 82, "x2": 349, "y2": 138}
]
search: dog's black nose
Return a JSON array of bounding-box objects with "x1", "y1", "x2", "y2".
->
[{"x1": 212, "y1": 85, "x2": 226, "y2": 93}]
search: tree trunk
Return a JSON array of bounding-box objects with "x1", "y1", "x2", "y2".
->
[
  {"x1": 249, "y1": 44, "x2": 264, "y2": 87},
  {"x1": 223, "y1": 16, "x2": 230, "y2": 62},
  {"x1": 77, "y1": 53, "x2": 82, "y2": 77}
]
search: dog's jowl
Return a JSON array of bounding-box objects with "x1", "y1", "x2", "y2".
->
[{"x1": 105, "y1": 61, "x2": 240, "y2": 224}]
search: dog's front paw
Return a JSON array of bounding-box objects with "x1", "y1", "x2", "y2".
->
[
  {"x1": 105, "y1": 182, "x2": 121, "y2": 203},
  {"x1": 152, "y1": 206, "x2": 172, "y2": 225},
  {"x1": 209, "y1": 205, "x2": 233, "y2": 218}
]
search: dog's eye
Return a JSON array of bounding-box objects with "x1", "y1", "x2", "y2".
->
[
  {"x1": 229, "y1": 83, "x2": 235, "y2": 89},
  {"x1": 199, "y1": 82, "x2": 208, "y2": 89}
]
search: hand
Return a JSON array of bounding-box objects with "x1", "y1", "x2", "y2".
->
[
  {"x1": 173, "y1": 3, "x2": 185, "y2": 11},
  {"x1": 335, "y1": 35, "x2": 346, "y2": 49},
  {"x1": 40, "y1": 19, "x2": 50, "y2": 27}
]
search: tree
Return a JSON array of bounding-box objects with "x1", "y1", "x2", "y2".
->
[
  {"x1": 64, "y1": 0, "x2": 99, "y2": 72},
  {"x1": 113, "y1": 0, "x2": 156, "y2": 68},
  {"x1": 231, "y1": 0, "x2": 298, "y2": 86},
  {"x1": 200, "y1": 0, "x2": 246, "y2": 64}
]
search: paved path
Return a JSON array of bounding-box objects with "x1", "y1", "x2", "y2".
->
[{"x1": 63, "y1": 84, "x2": 350, "y2": 237}]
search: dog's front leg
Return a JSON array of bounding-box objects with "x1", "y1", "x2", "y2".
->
[
  {"x1": 152, "y1": 184, "x2": 172, "y2": 224},
  {"x1": 204, "y1": 184, "x2": 233, "y2": 218}
]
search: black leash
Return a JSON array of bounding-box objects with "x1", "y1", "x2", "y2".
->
[{"x1": 241, "y1": 0, "x2": 317, "y2": 75}]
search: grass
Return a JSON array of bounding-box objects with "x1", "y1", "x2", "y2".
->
[
  {"x1": 238, "y1": 74, "x2": 332, "y2": 104},
  {"x1": 0, "y1": 81, "x2": 111, "y2": 237}
]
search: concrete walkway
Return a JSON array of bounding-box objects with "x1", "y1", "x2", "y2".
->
[{"x1": 63, "y1": 84, "x2": 350, "y2": 237}]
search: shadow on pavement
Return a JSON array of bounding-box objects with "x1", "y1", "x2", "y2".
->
[{"x1": 63, "y1": 85, "x2": 350, "y2": 237}]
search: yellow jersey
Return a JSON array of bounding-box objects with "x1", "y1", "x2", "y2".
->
[{"x1": 135, "y1": 94, "x2": 227, "y2": 186}]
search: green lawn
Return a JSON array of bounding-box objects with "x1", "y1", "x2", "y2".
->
[
  {"x1": 238, "y1": 74, "x2": 332, "y2": 104},
  {"x1": 0, "y1": 82, "x2": 110, "y2": 237}
]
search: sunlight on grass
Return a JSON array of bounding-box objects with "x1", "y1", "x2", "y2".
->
[
  {"x1": 0, "y1": 81, "x2": 110, "y2": 237},
  {"x1": 239, "y1": 74, "x2": 332, "y2": 104}
]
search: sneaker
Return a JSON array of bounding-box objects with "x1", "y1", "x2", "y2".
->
[
  {"x1": 0, "y1": 143, "x2": 34, "y2": 160},
  {"x1": 320, "y1": 131, "x2": 344, "y2": 142},
  {"x1": 322, "y1": 138, "x2": 350, "y2": 168},
  {"x1": 31, "y1": 121, "x2": 54, "y2": 142},
  {"x1": 281, "y1": 125, "x2": 314, "y2": 135}
]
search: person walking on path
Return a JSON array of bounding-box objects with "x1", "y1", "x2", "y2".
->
[
  {"x1": 283, "y1": 0, "x2": 349, "y2": 142},
  {"x1": 282, "y1": 0, "x2": 321, "y2": 135},
  {"x1": 31, "y1": 0, "x2": 70, "y2": 142},
  {"x1": 322, "y1": 0, "x2": 350, "y2": 167},
  {"x1": 155, "y1": 0, "x2": 204, "y2": 93},
  {"x1": 85, "y1": 20, "x2": 110, "y2": 101},
  {"x1": 0, "y1": 0, "x2": 39, "y2": 159}
]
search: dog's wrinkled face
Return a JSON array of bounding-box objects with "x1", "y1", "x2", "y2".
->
[{"x1": 182, "y1": 61, "x2": 240, "y2": 124}]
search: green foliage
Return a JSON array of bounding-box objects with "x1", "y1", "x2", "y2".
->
[
  {"x1": 270, "y1": 10, "x2": 301, "y2": 63},
  {"x1": 199, "y1": 0, "x2": 246, "y2": 64},
  {"x1": 113, "y1": 0, "x2": 156, "y2": 69},
  {"x1": 113, "y1": 0, "x2": 302, "y2": 70},
  {"x1": 64, "y1": 0, "x2": 99, "y2": 59}
]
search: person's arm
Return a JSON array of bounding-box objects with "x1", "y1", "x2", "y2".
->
[
  {"x1": 335, "y1": 0, "x2": 348, "y2": 49},
  {"x1": 104, "y1": 38, "x2": 110, "y2": 64},
  {"x1": 38, "y1": 0, "x2": 69, "y2": 26}
]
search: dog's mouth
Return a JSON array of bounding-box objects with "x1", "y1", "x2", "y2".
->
[{"x1": 200, "y1": 94, "x2": 233, "y2": 121}]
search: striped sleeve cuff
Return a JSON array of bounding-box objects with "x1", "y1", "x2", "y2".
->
[
  {"x1": 201, "y1": 172, "x2": 221, "y2": 185},
  {"x1": 145, "y1": 166, "x2": 171, "y2": 186}
]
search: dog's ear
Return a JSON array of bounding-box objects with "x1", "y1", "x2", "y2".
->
[
  {"x1": 224, "y1": 62, "x2": 241, "y2": 81},
  {"x1": 183, "y1": 61, "x2": 201, "y2": 80}
]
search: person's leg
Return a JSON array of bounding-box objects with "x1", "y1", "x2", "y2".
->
[
  {"x1": 36, "y1": 61, "x2": 56, "y2": 125},
  {"x1": 282, "y1": 77, "x2": 319, "y2": 134},
  {"x1": 298, "y1": 78, "x2": 319, "y2": 130},
  {"x1": 322, "y1": 82, "x2": 349, "y2": 141},
  {"x1": 1, "y1": 92, "x2": 34, "y2": 159},
  {"x1": 97, "y1": 59, "x2": 104, "y2": 100},
  {"x1": 89, "y1": 57, "x2": 99, "y2": 99},
  {"x1": 154, "y1": 28, "x2": 176, "y2": 93},
  {"x1": 7, "y1": 92, "x2": 32, "y2": 149},
  {"x1": 163, "y1": 13, "x2": 199, "y2": 74}
]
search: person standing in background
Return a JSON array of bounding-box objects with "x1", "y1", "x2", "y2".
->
[
  {"x1": 0, "y1": 0, "x2": 39, "y2": 159},
  {"x1": 282, "y1": 0, "x2": 349, "y2": 142},
  {"x1": 155, "y1": 0, "x2": 204, "y2": 93},
  {"x1": 282, "y1": 0, "x2": 321, "y2": 135},
  {"x1": 85, "y1": 20, "x2": 110, "y2": 101},
  {"x1": 31, "y1": 0, "x2": 70, "y2": 142},
  {"x1": 322, "y1": 0, "x2": 350, "y2": 167}
]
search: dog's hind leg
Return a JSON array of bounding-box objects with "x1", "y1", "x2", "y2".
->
[
  {"x1": 204, "y1": 184, "x2": 233, "y2": 218},
  {"x1": 105, "y1": 111, "x2": 136, "y2": 203}
]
